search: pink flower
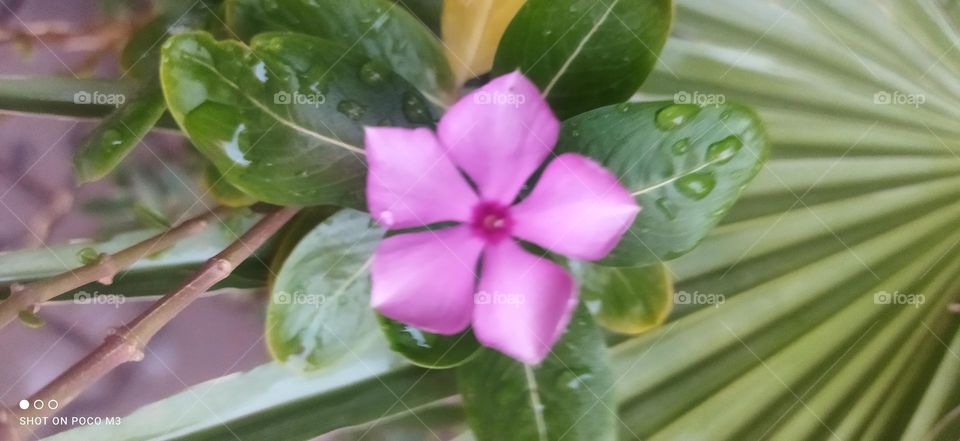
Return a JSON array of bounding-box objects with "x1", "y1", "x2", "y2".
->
[{"x1": 365, "y1": 72, "x2": 640, "y2": 364}]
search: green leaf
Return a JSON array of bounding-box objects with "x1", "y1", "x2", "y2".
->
[
  {"x1": 377, "y1": 314, "x2": 481, "y2": 368},
  {"x1": 225, "y1": 0, "x2": 454, "y2": 105},
  {"x1": 202, "y1": 162, "x2": 258, "y2": 207},
  {"x1": 268, "y1": 207, "x2": 341, "y2": 275},
  {"x1": 267, "y1": 210, "x2": 382, "y2": 371},
  {"x1": 120, "y1": 7, "x2": 216, "y2": 80},
  {"x1": 45, "y1": 2, "x2": 960, "y2": 440},
  {"x1": 558, "y1": 101, "x2": 770, "y2": 266},
  {"x1": 73, "y1": 4, "x2": 219, "y2": 183},
  {"x1": 72, "y1": 86, "x2": 167, "y2": 182},
  {"x1": 493, "y1": 0, "x2": 672, "y2": 119},
  {"x1": 160, "y1": 31, "x2": 434, "y2": 207},
  {"x1": 571, "y1": 261, "x2": 673, "y2": 334},
  {"x1": 43, "y1": 347, "x2": 457, "y2": 441},
  {"x1": 395, "y1": 0, "x2": 442, "y2": 35},
  {"x1": 458, "y1": 306, "x2": 616, "y2": 441}
]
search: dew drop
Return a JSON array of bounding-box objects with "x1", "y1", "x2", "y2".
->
[
  {"x1": 402, "y1": 92, "x2": 432, "y2": 124},
  {"x1": 655, "y1": 197, "x2": 677, "y2": 220},
  {"x1": 337, "y1": 100, "x2": 367, "y2": 120},
  {"x1": 359, "y1": 61, "x2": 387, "y2": 86},
  {"x1": 675, "y1": 172, "x2": 716, "y2": 200},
  {"x1": 706, "y1": 136, "x2": 742, "y2": 164},
  {"x1": 102, "y1": 129, "x2": 124, "y2": 149},
  {"x1": 655, "y1": 104, "x2": 700, "y2": 130},
  {"x1": 670, "y1": 138, "x2": 691, "y2": 155}
]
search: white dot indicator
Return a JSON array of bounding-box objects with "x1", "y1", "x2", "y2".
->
[{"x1": 18, "y1": 400, "x2": 29, "y2": 410}]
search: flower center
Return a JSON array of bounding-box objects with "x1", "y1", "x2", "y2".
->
[{"x1": 470, "y1": 201, "x2": 512, "y2": 242}]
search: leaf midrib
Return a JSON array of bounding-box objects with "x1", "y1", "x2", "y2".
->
[
  {"x1": 524, "y1": 364, "x2": 549, "y2": 441},
  {"x1": 631, "y1": 153, "x2": 729, "y2": 197},
  {"x1": 543, "y1": 0, "x2": 622, "y2": 96}
]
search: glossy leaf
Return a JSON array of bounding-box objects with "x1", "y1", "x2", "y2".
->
[
  {"x1": 493, "y1": 0, "x2": 672, "y2": 119},
  {"x1": 44, "y1": 347, "x2": 457, "y2": 441},
  {"x1": 72, "y1": 86, "x2": 167, "y2": 182},
  {"x1": 268, "y1": 207, "x2": 341, "y2": 275},
  {"x1": 458, "y1": 306, "x2": 616, "y2": 441},
  {"x1": 377, "y1": 314, "x2": 481, "y2": 368},
  {"x1": 120, "y1": 7, "x2": 215, "y2": 80},
  {"x1": 45, "y1": 1, "x2": 960, "y2": 440},
  {"x1": 557, "y1": 102, "x2": 769, "y2": 266},
  {"x1": 442, "y1": 0, "x2": 526, "y2": 84},
  {"x1": 202, "y1": 162, "x2": 258, "y2": 207},
  {"x1": 160, "y1": 31, "x2": 434, "y2": 207},
  {"x1": 73, "y1": 7, "x2": 216, "y2": 183},
  {"x1": 267, "y1": 210, "x2": 382, "y2": 371},
  {"x1": 225, "y1": 0, "x2": 454, "y2": 105},
  {"x1": 395, "y1": 0, "x2": 442, "y2": 35},
  {"x1": 571, "y1": 261, "x2": 672, "y2": 334}
]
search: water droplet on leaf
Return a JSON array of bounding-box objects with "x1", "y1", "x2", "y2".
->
[
  {"x1": 359, "y1": 61, "x2": 387, "y2": 86},
  {"x1": 102, "y1": 129, "x2": 124, "y2": 149},
  {"x1": 670, "y1": 138, "x2": 691, "y2": 155},
  {"x1": 655, "y1": 197, "x2": 677, "y2": 220},
  {"x1": 675, "y1": 172, "x2": 716, "y2": 200},
  {"x1": 402, "y1": 92, "x2": 432, "y2": 124},
  {"x1": 706, "y1": 136, "x2": 742, "y2": 164},
  {"x1": 655, "y1": 104, "x2": 699, "y2": 130},
  {"x1": 337, "y1": 100, "x2": 367, "y2": 120}
]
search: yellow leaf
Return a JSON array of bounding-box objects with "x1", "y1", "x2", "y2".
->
[{"x1": 442, "y1": 0, "x2": 527, "y2": 85}]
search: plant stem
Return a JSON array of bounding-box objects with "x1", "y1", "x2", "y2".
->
[
  {"x1": 0, "y1": 206, "x2": 298, "y2": 441},
  {"x1": 0, "y1": 207, "x2": 234, "y2": 331}
]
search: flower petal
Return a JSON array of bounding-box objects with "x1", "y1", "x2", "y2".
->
[
  {"x1": 365, "y1": 127, "x2": 478, "y2": 229},
  {"x1": 473, "y1": 239, "x2": 577, "y2": 364},
  {"x1": 437, "y1": 72, "x2": 560, "y2": 204},
  {"x1": 371, "y1": 226, "x2": 484, "y2": 334},
  {"x1": 511, "y1": 153, "x2": 640, "y2": 261}
]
